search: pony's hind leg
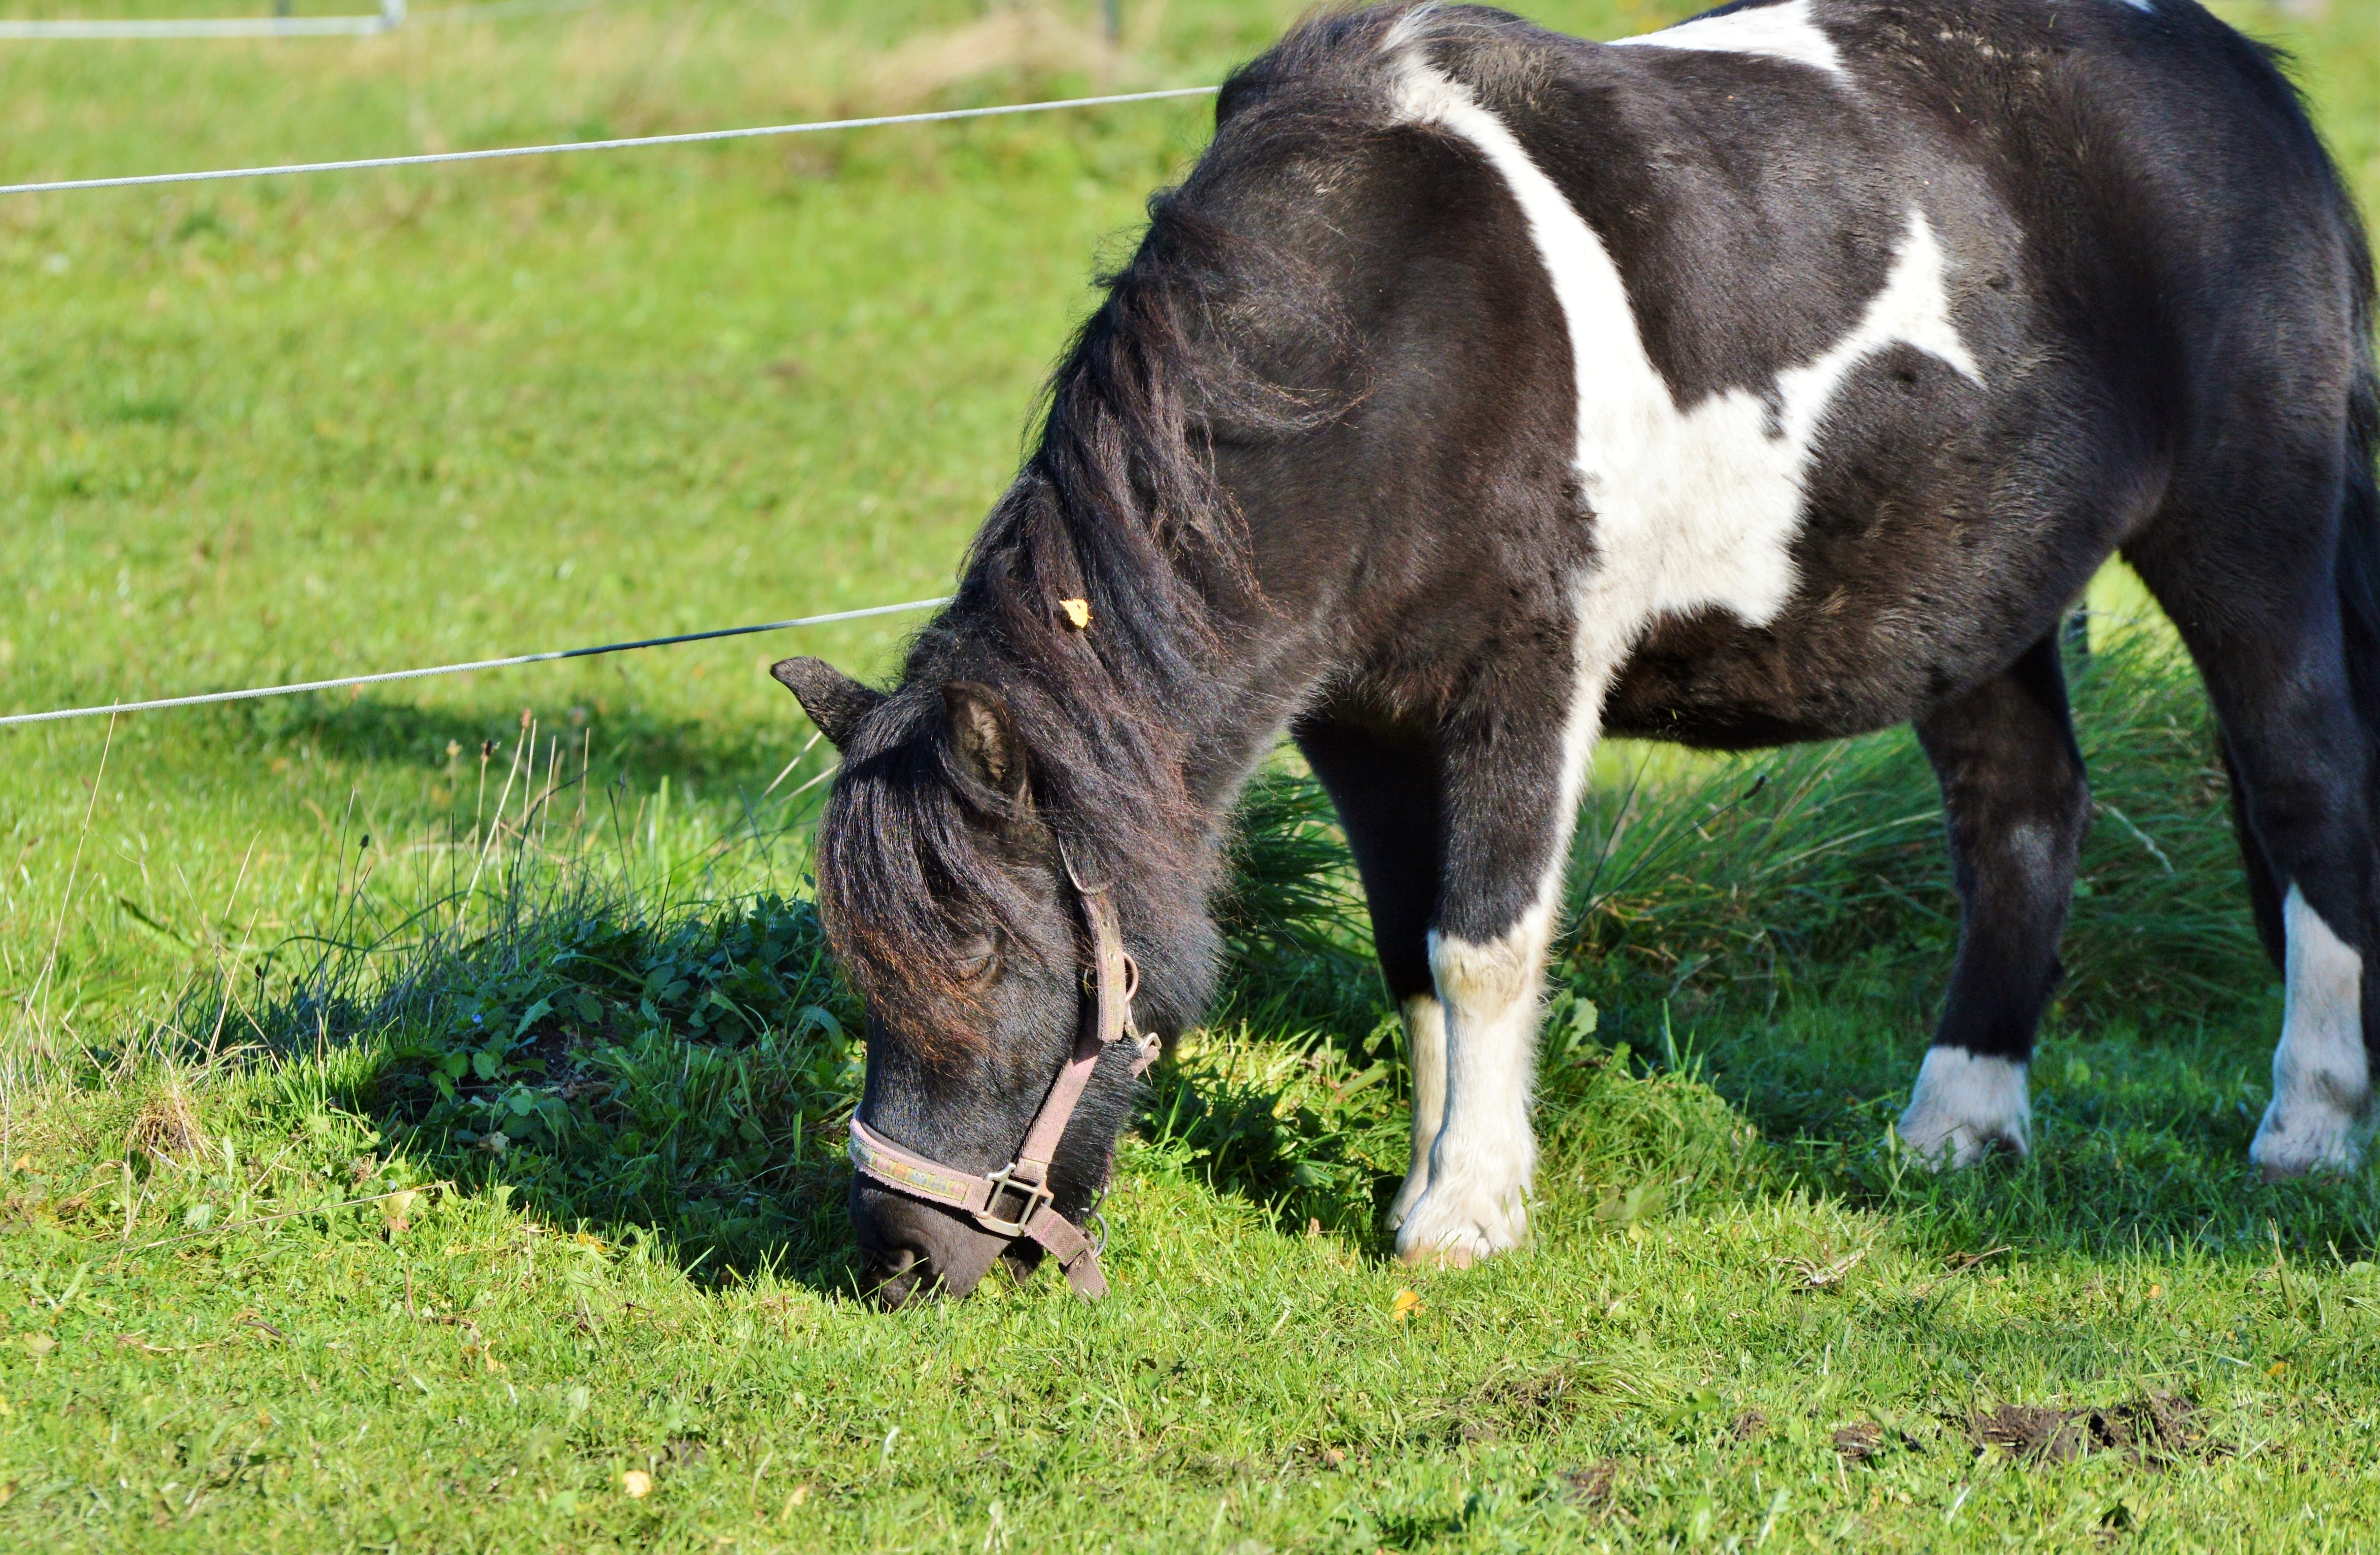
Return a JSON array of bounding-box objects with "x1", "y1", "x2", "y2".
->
[
  {"x1": 2129, "y1": 495, "x2": 2375, "y2": 1176},
  {"x1": 2198, "y1": 651, "x2": 2370, "y2": 1176},
  {"x1": 1295, "y1": 721, "x2": 1448, "y2": 1230},
  {"x1": 1899, "y1": 633, "x2": 2092, "y2": 1167}
]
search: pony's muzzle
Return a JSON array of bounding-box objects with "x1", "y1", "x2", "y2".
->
[{"x1": 849, "y1": 1179, "x2": 1015, "y2": 1306}]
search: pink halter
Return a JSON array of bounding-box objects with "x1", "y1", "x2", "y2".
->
[{"x1": 846, "y1": 857, "x2": 1159, "y2": 1298}]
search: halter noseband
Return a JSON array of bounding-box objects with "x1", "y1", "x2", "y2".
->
[{"x1": 845, "y1": 855, "x2": 1159, "y2": 1299}]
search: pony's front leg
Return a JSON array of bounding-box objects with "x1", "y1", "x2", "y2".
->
[
  {"x1": 1393, "y1": 910, "x2": 1559, "y2": 1264},
  {"x1": 1394, "y1": 691, "x2": 1589, "y2": 1267}
]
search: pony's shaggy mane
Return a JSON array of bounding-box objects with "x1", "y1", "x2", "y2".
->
[{"x1": 809, "y1": 10, "x2": 1407, "y2": 1054}]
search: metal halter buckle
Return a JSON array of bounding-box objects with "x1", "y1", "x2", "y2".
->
[{"x1": 975, "y1": 1164, "x2": 1055, "y2": 1238}]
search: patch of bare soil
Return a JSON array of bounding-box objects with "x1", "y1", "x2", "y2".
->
[
  {"x1": 1497, "y1": 1365, "x2": 1585, "y2": 1421},
  {"x1": 1971, "y1": 1392, "x2": 2210, "y2": 1468},
  {"x1": 1831, "y1": 1422, "x2": 1885, "y2": 1462},
  {"x1": 1445, "y1": 1362, "x2": 1592, "y2": 1445},
  {"x1": 1555, "y1": 1460, "x2": 1620, "y2": 1515}
]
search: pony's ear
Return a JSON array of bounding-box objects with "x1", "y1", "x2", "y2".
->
[
  {"x1": 769, "y1": 656, "x2": 886, "y2": 750},
  {"x1": 943, "y1": 681, "x2": 1026, "y2": 800}
]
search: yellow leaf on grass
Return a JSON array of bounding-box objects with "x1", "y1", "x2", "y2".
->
[
  {"x1": 622, "y1": 1469, "x2": 654, "y2": 1499},
  {"x1": 23, "y1": 1334, "x2": 55, "y2": 1358},
  {"x1": 2268, "y1": 1360, "x2": 2288, "y2": 1377},
  {"x1": 1390, "y1": 1289, "x2": 1421, "y2": 1322},
  {"x1": 0, "y1": 1480, "x2": 16, "y2": 1508}
]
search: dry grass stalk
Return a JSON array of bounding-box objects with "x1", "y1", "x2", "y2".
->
[
  {"x1": 126, "y1": 1088, "x2": 209, "y2": 1170},
  {"x1": 848, "y1": 5, "x2": 1121, "y2": 113}
]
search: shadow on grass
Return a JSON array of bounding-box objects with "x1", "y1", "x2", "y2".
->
[
  {"x1": 188, "y1": 826, "x2": 874, "y2": 1295},
  {"x1": 1626, "y1": 983, "x2": 2380, "y2": 1264},
  {"x1": 159, "y1": 765, "x2": 1390, "y2": 1294},
  {"x1": 125, "y1": 689, "x2": 825, "y2": 803}
]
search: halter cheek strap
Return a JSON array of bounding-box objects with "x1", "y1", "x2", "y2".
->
[{"x1": 846, "y1": 868, "x2": 1159, "y2": 1299}]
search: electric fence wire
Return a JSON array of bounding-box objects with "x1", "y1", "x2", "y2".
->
[
  {"x1": 0, "y1": 0, "x2": 401, "y2": 38},
  {"x1": 0, "y1": 0, "x2": 795, "y2": 43},
  {"x1": 0, "y1": 85, "x2": 1220, "y2": 195},
  {"x1": 0, "y1": 597, "x2": 949, "y2": 727}
]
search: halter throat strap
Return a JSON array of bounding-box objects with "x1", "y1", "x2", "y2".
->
[{"x1": 846, "y1": 865, "x2": 1157, "y2": 1299}]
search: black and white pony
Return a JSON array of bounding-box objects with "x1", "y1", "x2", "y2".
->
[{"x1": 776, "y1": 0, "x2": 2378, "y2": 1303}]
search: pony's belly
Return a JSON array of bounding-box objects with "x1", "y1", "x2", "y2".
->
[{"x1": 1597, "y1": 602, "x2": 2006, "y2": 750}]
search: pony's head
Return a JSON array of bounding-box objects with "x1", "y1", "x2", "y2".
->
[{"x1": 775, "y1": 654, "x2": 1198, "y2": 1305}]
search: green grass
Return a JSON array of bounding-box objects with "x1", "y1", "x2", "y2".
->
[{"x1": 7, "y1": 0, "x2": 2380, "y2": 1548}]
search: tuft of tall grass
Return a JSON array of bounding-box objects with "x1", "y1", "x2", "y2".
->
[
  {"x1": 1140, "y1": 1021, "x2": 1407, "y2": 1235},
  {"x1": 1207, "y1": 766, "x2": 1379, "y2": 1038},
  {"x1": 1560, "y1": 626, "x2": 2265, "y2": 1039}
]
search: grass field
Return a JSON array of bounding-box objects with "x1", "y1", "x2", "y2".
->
[{"x1": 6, "y1": 0, "x2": 2380, "y2": 1548}]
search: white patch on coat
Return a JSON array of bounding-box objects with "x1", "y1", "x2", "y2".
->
[
  {"x1": 1396, "y1": 909, "x2": 1554, "y2": 1265},
  {"x1": 1389, "y1": 993, "x2": 1450, "y2": 1229},
  {"x1": 1386, "y1": 54, "x2": 1977, "y2": 669},
  {"x1": 2250, "y1": 886, "x2": 2370, "y2": 1177},
  {"x1": 1380, "y1": 47, "x2": 1985, "y2": 1258},
  {"x1": 1610, "y1": 0, "x2": 1848, "y2": 80},
  {"x1": 1897, "y1": 1047, "x2": 2031, "y2": 1168}
]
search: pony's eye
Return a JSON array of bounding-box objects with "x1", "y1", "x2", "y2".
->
[{"x1": 954, "y1": 932, "x2": 1000, "y2": 982}]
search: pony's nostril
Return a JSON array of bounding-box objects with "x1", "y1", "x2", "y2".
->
[
  {"x1": 873, "y1": 1253, "x2": 936, "y2": 1309},
  {"x1": 870, "y1": 1244, "x2": 936, "y2": 1307}
]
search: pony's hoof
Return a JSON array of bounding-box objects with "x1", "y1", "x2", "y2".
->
[
  {"x1": 1897, "y1": 1047, "x2": 2030, "y2": 1170},
  {"x1": 1896, "y1": 1117, "x2": 2025, "y2": 1171},
  {"x1": 1385, "y1": 1167, "x2": 1431, "y2": 1232},
  {"x1": 1395, "y1": 1227, "x2": 1490, "y2": 1268},
  {"x1": 2250, "y1": 1099, "x2": 2368, "y2": 1180},
  {"x1": 1392, "y1": 1182, "x2": 1525, "y2": 1266}
]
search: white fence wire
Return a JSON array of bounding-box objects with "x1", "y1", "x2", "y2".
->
[
  {"x1": 0, "y1": 0, "x2": 399, "y2": 37},
  {"x1": 0, "y1": 86, "x2": 1219, "y2": 195},
  {"x1": 0, "y1": 599, "x2": 950, "y2": 727},
  {"x1": 0, "y1": 0, "x2": 622, "y2": 40}
]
